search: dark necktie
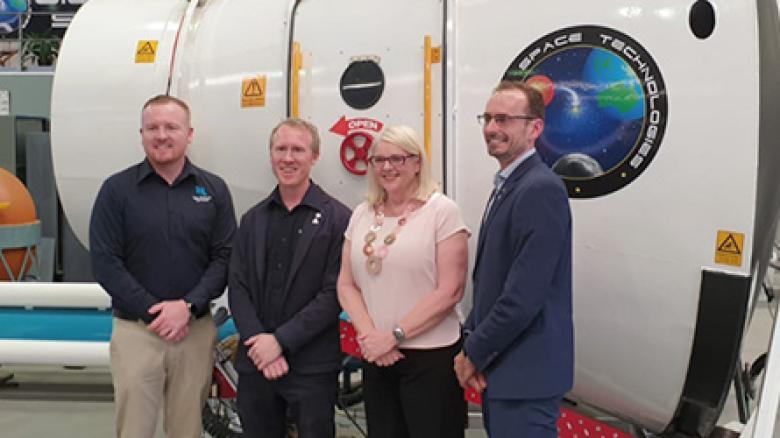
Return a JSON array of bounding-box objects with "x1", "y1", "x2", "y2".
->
[{"x1": 481, "y1": 184, "x2": 500, "y2": 225}]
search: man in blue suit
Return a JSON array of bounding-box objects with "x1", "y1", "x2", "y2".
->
[{"x1": 455, "y1": 81, "x2": 573, "y2": 437}]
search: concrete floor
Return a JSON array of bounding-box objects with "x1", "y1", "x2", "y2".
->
[
  {"x1": 0, "y1": 302, "x2": 778, "y2": 437},
  {"x1": 0, "y1": 368, "x2": 484, "y2": 438}
]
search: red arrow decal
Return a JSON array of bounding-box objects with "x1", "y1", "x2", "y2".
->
[{"x1": 329, "y1": 116, "x2": 349, "y2": 137}]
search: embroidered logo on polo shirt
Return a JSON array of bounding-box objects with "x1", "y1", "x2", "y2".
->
[{"x1": 192, "y1": 185, "x2": 212, "y2": 203}]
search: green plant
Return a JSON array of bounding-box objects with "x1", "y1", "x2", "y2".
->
[{"x1": 21, "y1": 32, "x2": 60, "y2": 67}]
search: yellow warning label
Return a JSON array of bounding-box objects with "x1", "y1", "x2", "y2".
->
[
  {"x1": 431, "y1": 46, "x2": 442, "y2": 64},
  {"x1": 715, "y1": 230, "x2": 744, "y2": 267},
  {"x1": 135, "y1": 40, "x2": 158, "y2": 64},
  {"x1": 241, "y1": 76, "x2": 266, "y2": 108}
]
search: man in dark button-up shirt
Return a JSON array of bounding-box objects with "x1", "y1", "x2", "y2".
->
[
  {"x1": 90, "y1": 95, "x2": 236, "y2": 438},
  {"x1": 263, "y1": 192, "x2": 310, "y2": 328},
  {"x1": 229, "y1": 118, "x2": 350, "y2": 438}
]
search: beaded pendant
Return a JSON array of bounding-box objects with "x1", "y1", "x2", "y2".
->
[{"x1": 362, "y1": 206, "x2": 412, "y2": 276}]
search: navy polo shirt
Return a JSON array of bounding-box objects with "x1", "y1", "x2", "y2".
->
[{"x1": 90, "y1": 159, "x2": 236, "y2": 323}]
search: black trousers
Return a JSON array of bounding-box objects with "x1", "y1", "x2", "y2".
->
[
  {"x1": 362, "y1": 340, "x2": 466, "y2": 438},
  {"x1": 237, "y1": 369, "x2": 338, "y2": 438}
]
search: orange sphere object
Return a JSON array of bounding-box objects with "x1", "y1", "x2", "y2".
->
[{"x1": 0, "y1": 167, "x2": 39, "y2": 281}]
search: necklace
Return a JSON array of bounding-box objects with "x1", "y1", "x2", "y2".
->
[{"x1": 363, "y1": 202, "x2": 415, "y2": 276}]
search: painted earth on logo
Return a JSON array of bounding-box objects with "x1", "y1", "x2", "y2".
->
[
  {"x1": 528, "y1": 47, "x2": 645, "y2": 176},
  {"x1": 0, "y1": 0, "x2": 28, "y2": 35}
]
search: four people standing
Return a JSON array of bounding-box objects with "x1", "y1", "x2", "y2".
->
[{"x1": 91, "y1": 82, "x2": 572, "y2": 437}]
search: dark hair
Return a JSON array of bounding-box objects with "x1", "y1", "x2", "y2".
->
[
  {"x1": 141, "y1": 95, "x2": 191, "y2": 124},
  {"x1": 269, "y1": 118, "x2": 321, "y2": 155},
  {"x1": 493, "y1": 80, "x2": 546, "y2": 120}
]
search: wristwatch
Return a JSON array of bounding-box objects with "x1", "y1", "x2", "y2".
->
[
  {"x1": 392, "y1": 324, "x2": 406, "y2": 344},
  {"x1": 185, "y1": 301, "x2": 197, "y2": 317}
]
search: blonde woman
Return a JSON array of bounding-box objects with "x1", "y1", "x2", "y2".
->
[{"x1": 337, "y1": 126, "x2": 469, "y2": 437}]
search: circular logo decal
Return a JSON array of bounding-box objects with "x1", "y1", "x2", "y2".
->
[{"x1": 504, "y1": 25, "x2": 668, "y2": 198}]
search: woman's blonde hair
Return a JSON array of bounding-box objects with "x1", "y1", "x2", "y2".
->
[{"x1": 366, "y1": 125, "x2": 438, "y2": 206}]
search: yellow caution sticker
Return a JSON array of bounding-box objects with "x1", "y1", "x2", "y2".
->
[
  {"x1": 715, "y1": 230, "x2": 744, "y2": 267},
  {"x1": 431, "y1": 46, "x2": 442, "y2": 64},
  {"x1": 135, "y1": 40, "x2": 158, "y2": 64},
  {"x1": 241, "y1": 76, "x2": 266, "y2": 108}
]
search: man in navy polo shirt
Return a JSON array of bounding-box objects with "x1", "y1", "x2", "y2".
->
[{"x1": 90, "y1": 95, "x2": 236, "y2": 438}]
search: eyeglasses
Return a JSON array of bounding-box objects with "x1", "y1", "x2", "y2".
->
[
  {"x1": 369, "y1": 154, "x2": 419, "y2": 167},
  {"x1": 477, "y1": 113, "x2": 537, "y2": 126}
]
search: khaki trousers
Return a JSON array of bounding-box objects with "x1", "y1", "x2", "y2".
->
[{"x1": 110, "y1": 316, "x2": 217, "y2": 438}]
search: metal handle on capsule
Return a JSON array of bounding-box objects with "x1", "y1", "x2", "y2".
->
[
  {"x1": 291, "y1": 41, "x2": 303, "y2": 118},
  {"x1": 423, "y1": 35, "x2": 441, "y2": 160}
]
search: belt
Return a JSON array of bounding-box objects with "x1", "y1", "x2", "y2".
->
[{"x1": 113, "y1": 307, "x2": 208, "y2": 323}]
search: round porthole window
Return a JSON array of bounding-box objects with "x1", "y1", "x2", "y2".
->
[
  {"x1": 340, "y1": 60, "x2": 385, "y2": 110},
  {"x1": 689, "y1": 0, "x2": 716, "y2": 39}
]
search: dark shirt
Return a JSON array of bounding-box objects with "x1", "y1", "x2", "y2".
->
[
  {"x1": 228, "y1": 182, "x2": 351, "y2": 374},
  {"x1": 90, "y1": 159, "x2": 237, "y2": 323},
  {"x1": 263, "y1": 191, "x2": 311, "y2": 329}
]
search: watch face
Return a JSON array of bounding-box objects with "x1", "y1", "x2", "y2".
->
[{"x1": 393, "y1": 326, "x2": 405, "y2": 342}]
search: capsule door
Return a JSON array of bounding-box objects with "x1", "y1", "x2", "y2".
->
[{"x1": 290, "y1": 0, "x2": 444, "y2": 209}]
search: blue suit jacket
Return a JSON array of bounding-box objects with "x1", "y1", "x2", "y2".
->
[
  {"x1": 228, "y1": 183, "x2": 351, "y2": 374},
  {"x1": 464, "y1": 153, "x2": 573, "y2": 399}
]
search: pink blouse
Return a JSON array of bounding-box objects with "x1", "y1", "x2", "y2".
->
[{"x1": 345, "y1": 193, "x2": 470, "y2": 349}]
